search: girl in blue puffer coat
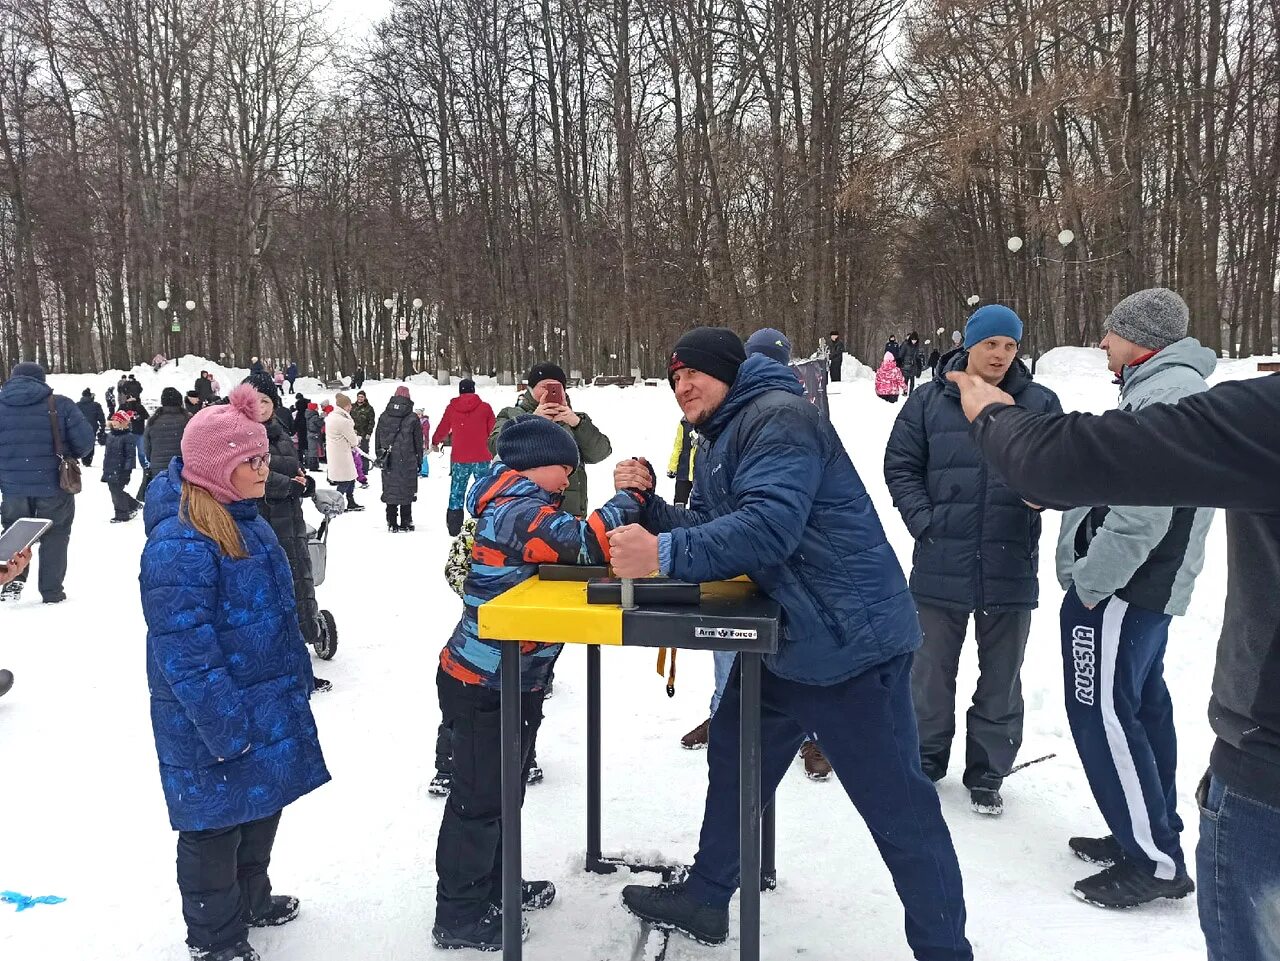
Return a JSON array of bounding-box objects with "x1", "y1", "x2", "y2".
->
[{"x1": 139, "y1": 385, "x2": 330, "y2": 961}]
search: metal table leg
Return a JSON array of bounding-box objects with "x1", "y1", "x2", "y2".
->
[
  {"x1": 739, "y1": 652, "x2": 762, "y2": 961},
  {"x1": 762, "y1": 800, "x2": 776, "y2": 891},
  {"x1": 586, "y1": 645, "x2": 614, "y2": 873},
  {"x1": 500, "y1": 641, "x2": 523, "y2": 960}
]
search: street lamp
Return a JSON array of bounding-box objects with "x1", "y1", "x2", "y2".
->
[
  {"x1": 383, "y1": 297, "x2": 395, "y2": 309},
  {"x1": 412, "y1": 297, "x2": 423, "y2": 310},
  {"x1": 1006, "y1": 236, "x2": 1023, "y2": 253},
  {"x1": 157, "y1": 299, "x2": 169, "y2": 310},
  {"x1": 966, "y1": 295, "x2": 980, "y2": 307},
  {"x1": 1058, "y1": 229, "x2": 1075, "y2": 247},
  {"x1": 185, "y1": 299, "x2": 196, "y2": 311}
]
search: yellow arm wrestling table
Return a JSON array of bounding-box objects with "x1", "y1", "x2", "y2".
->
[{"x1": 478, "y1": 564, "x2": 782, "y2": 961}]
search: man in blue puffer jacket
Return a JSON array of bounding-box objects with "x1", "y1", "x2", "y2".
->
[
  {"x1": 884, "y1": 305, "x2": 1062, "y2": 816},
  {"x1": 0, "y1": 361, "x2": 95, "y2": 603},
  {"x1": 610, "y1": 327, "x2": 972, "y2": 961}
]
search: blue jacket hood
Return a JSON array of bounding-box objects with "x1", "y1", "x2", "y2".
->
[
  {"x1": 701, "y1": 354, "x2": 804, "y2": 440},
  {"x1": 0, "y1": 374, "x2": 53, "y2": 408}
]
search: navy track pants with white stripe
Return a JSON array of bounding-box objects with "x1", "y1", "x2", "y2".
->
[{"x1": 1060, "y1": 587, "x2": 1185, "y2": 880}]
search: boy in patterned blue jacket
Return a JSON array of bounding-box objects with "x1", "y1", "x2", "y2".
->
[{"x1": 433, "y1": 414, "x2": 646, "y2": 953}]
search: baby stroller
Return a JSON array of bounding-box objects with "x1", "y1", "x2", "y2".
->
[{"x1": 308, "y1": 489, "x2": 346, "y2": 660}]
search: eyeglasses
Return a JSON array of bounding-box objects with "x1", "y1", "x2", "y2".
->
[{"x1": 243, "y1": 453, "x2": 271, "y2": 471}]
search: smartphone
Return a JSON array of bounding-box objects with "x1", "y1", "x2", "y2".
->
[
  {"x1": 541, "y1": 381, "x2": 567, "y2": 406},
  {"x1": 0, "y1": 518, "x2": 53, "y2": 570}
]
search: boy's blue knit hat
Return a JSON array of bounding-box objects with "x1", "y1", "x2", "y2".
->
[
  {"x1": 964, "y1": 305, "x2": 1023, "y2": 348},
  {"x1": 497, "y1": 414, "x2": 579, "y2": 472},
  {"x1": 745, "y1": 327, "x2": 792, "y2": 365}
]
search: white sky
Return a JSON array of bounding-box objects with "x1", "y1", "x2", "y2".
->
[{"x1": 324, "y1": 0, "x2": 392, "y2": 42}]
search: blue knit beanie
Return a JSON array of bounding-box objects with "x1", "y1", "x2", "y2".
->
[
  {"x1": 964, "y1": 305, "x2": 1023, "y2": 349},
  {"x1": 10, "y1": 361, "x2": 45, "y2": 382},
  {"x1": 745, "y1": 328, "x2": 792, "y2": 365},
  {"x1": 497, "y1": 414, "x2": 580, "y2": 472}
]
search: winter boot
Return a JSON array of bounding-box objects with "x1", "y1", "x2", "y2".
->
[
  {"x1": 1069, "y1": 835, "x2": 1125, "y2": 867},
  {"x1": 520, "y1": 880, "x2": 556, "y2": 911},
  {"x1": 621, "y1": 881, "x2": 729, "y2": 946},
  {"x1": 188, "y1": 943, "x2": 260, "y2": 961},
  {"x1": 428, "y1": 771, "x2": 453, "y2": 797},
  {"x1": 920, "y1": 756, "x2": 947, "y2": 783},
  {"x1": 345, "y1": 494, "x2": 365, "y2": 512},
  {"x1": 800, "y1": 740, "x2": 832, "y2": 781},
  {"x1": 386, "y1": 505, "x2": 400, "y2": 533},
  {"x1": 970, "y1": 787, "x2": 1004, "y2": 816},
  {"x1": 447, "y1": 507, "x2": 465, "y2": 537},
  {"x1": 1073, "y1": 859, "x2": 1194, "y2": 909},
  {"x1": 525, "y1": 763, "x2": 544, "y2": 785},
  {"x1": 313, "y1": 676, "x2": 333, "y2": 694},
  {"x1": 431, "y1": 904, "x2": 527, "y2": 952},
  {"x1": 247, "y1": 894, "x2": 300, "y2": 927},
  {"x1": 680, "y1": 718, "x2": 711, "y2": 750},
  {"x1": 0, "y1": 669, "x2": 13, "y2": 698},
  {"x1": 0, "y1": 580, "x2": 25, "y2": 603}
]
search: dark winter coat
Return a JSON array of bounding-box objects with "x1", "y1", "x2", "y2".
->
[
  {"x1": 140, "y1": 460, "x2": 330, "y2": 832},
  {"x1": 884, "y1": 350, "x2": 1063, "y2": 612},
  {"x1": 292, "y1": 399, "x2": 309, "y2": 450},
  {"x1": 351, "y1": 399, "x2": 376, "y2": 438},
  {"x1": 375, "y1": 395, "x2": 424, "y2": 505},
  {"x1": 0, "y1": 374, "x2": 95, "y2": 497},
  {"x1": 259, "y1": 408, "x2": 319, "y2": 643},
  {"x1": 77, "y1": 395, "x2": 107, "y2": 437},
  {"x1": 106, "y1": 386, "x2": 117, "y2": 416},
  {"x1": 899, "y1": 339, "x2": 925, "y2": 379},
  {"x1": 286, "y1": 363, "x2": 298, "y2": 382},
  {"x1": 120, "y1": 396, "x2": 149, "y2": 435},
  {"x1": 101, "y1": 429, "x2": 137, "y2": 485},
  {"x1": 144, "y1": 405, "x2": 190, "y2": 478},
  {"x1": 305, "y1": 408, "x2": 323, "y2": 449},
  {"x1": 970, "y1": 374, "x2": 1280, "y2": 804},
  {"x1": 193, "y1": 377, "x2": 215, "y2": 405},
  {"x1": 884, "y1": 339, "x2": 902, "y2": 364},
  {"x1": 644, "y1": 354, "x2": 921, "y2": 686},
  {"x1": 432, "y1": 393, "x2": 496, "y2": 463},
  {"x1": 489, "y1": 391, "x2": 612, "y2": 518},
  {"x1": 120, "y1": 376, "x2": 142, "y2": 401}
]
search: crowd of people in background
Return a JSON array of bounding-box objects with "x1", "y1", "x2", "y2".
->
[{"x1": 0, "y1": 287, "x2": 1276, "y2": 961}]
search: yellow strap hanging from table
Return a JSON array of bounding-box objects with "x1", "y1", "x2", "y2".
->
[{"x1": 656, "y1": 648, "x2": 677, "y2": 698}]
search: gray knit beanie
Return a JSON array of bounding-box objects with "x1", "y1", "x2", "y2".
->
[{"x1": 1103, "y1": 288, "x2": 1189, "y2": 350}]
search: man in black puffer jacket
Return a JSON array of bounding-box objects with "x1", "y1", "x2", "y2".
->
[
  {"x1": 243, "y1": 372, "x2": 331, "y2": 694},
  {"x1": 76, "y1": 389, "x2": 107, "y2": 466},
  {"x1": 884, "y1": 305, "x2": 1062, "y2": 816},
  {"x1": 143, "y1": 387, "x2": 190, "y2": 493}
]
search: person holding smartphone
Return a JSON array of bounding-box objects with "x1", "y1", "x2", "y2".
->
[{"x1": 485, "y1": 361, "x2": 613, "y2": 783}]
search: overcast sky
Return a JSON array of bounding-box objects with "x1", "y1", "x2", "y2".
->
[{"x1": 324, "y1": 0, "x2": 392, "y2": 41}]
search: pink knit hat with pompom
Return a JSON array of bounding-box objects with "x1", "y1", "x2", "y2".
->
[{"x1": 181, "y1": 384, "x2": 270, "y2": 504}]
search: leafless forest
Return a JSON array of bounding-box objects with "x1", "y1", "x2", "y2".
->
[{"x1": 0, "y1": 0, "x2": 1276, "y2": 378}]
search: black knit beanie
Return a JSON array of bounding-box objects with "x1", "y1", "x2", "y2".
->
[
  {"x1": 526, "y1": 362, "x2": 567, "y2": 388},
  {"x1": 668, "y1": 327, "x2": 746, "y2": 387},
  {"x1": 496, "y1": 415, "x2": 580, "y2": 472},
  {"x1": 242, "y1": 370, "x2": 280, "y2": 407},
  {"x1": 459, "y1": 378, "x2": 476, "y2": 394},
  {"x1": 160, "y1": 387, "x2": 183, "y2": 408}
]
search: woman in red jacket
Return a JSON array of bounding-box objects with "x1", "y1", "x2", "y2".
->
[{"x1": 432, "y1": 379, "x2": 496, "y2": 535}]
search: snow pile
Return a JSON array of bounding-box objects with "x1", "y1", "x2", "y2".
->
[{"x1": 0, "y1": 351, "x2": 1250, "y2": 961}]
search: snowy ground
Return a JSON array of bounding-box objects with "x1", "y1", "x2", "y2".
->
[{"x1": 2, "y1": 348, "x2": 1271, "y2": 961}]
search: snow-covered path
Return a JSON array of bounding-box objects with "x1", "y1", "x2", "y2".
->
[{"x1": 3, "y1": 349, "x2": 1260, "y2": 960}]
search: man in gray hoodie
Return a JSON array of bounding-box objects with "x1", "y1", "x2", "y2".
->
[{"x1": 1057, "y1": 288, "x2": 1216, "y2": 909}]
